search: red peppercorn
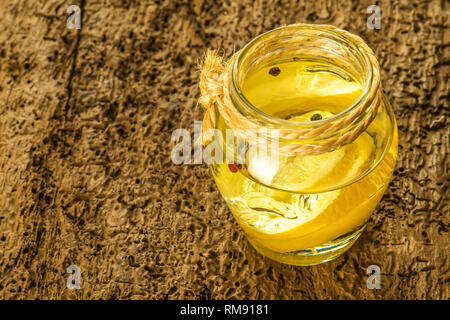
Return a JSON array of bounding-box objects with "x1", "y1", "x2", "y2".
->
[{"x1": 228, "y1": 163, "x2": 242, "y2": 173}]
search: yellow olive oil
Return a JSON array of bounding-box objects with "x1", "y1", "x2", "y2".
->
[{"x1": 210, "y1": 58, "x2": 398, "y2": 265}]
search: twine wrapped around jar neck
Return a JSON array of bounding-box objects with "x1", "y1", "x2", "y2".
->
[{"x1": 198, "y1": 24, "x2": 382, "y2": 156}]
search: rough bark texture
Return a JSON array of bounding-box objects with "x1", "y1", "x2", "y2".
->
[{"x1": 0, "y1": 0, "x2": 448, "y2": 300}]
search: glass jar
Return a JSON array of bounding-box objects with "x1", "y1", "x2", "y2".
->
[{"x1": 203, "y1": 24, "x2": 398, "y2": 266}]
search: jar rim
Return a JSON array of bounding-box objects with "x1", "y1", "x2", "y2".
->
[{"x1": 230, "y1": 23, "x2": 375, "y2": 129}]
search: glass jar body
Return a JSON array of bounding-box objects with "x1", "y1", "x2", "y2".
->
[
  {"x1": 210, "y1": 98, "x2": 397, "y2": 265},
  {"x1": 205, "y1": 24, "x2": 398, "y2": 265}
]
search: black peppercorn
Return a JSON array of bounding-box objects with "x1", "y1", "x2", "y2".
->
[{"x1": 269, "y1": 67, "x2": 280, "y2": 76}]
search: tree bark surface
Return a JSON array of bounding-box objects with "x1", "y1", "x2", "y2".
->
[{"x1": 0, "y1": 0, "x2": 448, "y2": 299}]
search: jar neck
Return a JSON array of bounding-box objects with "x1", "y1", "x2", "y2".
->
[{"x1": 228, "y1": 24, "x2": 381, "y2": 145}]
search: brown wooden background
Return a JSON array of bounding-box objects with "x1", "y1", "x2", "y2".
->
[{"x1": 0, "y1": 0, "x2": 448, "y2": 299}]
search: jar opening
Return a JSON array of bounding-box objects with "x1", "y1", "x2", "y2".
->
[{"x1": 230, "y1": 24, "x2": 375, "y2": 130}]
